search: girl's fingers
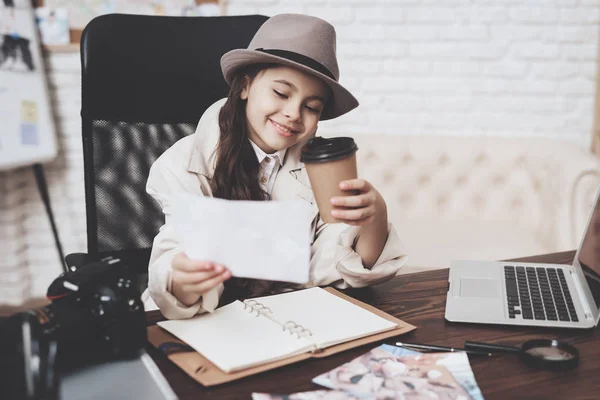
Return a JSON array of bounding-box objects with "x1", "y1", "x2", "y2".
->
[
  {"x1": 172, "y1": 269, "x2": 215, "y2": 286},
  {"x1": 190, "y1": 270, "x2": 231, "y2": 294},
  {"x1": 331, "y1": 206, "x2": 375, "y2": 221},
  {"x1": 181, "y1": 268, "x2": 226, "y2": 285},
  {"x1": 331, "y1": 193, "x2": 375, "y2": 207},
  {"x1": 342, "y1": 216, "x2": 375, "y2": 226},
  {"x1": 173, "y1": 253, "x2": 215, "y2": 273},
  {"x1": 339, "y1": 179, "x2": 370, "y2": 192}
]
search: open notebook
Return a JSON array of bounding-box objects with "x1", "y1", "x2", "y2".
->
[{"x1": 154, "y1": 287, "x2": 415, "y2": 378}]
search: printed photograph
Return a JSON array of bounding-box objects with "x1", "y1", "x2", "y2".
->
[
  {"x1": 35, "y1": 7, "x2": 69, "y2": 45},
  {"x1": 3, "y1": 0, "x2": 32, "y2": 8},
  {"x1": 378, "y1": 345, "x2": 484, "y2": 400},
  {"x1": 0, "y1": 3, "x2": 37, "y2": 72},
  {"x1": 313, "y1": 346, "x2": 473, "y2": 400},
  {"x1": 252, "y1": 390, "x2": 369, "y2": 400}
]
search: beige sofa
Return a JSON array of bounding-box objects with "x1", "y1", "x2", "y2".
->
[{"x1": 348, "y1": 135, "x2": 600, "y2": 275}]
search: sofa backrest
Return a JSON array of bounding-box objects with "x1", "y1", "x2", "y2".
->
[{"x1": 348, "y1": 134, "x2": 600, "y2": 252}]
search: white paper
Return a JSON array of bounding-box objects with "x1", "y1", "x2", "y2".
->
[{"x1": 169, "y1": 193, "x2": 311, "y2": 284}]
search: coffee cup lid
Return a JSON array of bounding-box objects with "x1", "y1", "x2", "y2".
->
[{"x1": 300, "y1": 137, "x2": 358, "y2": 163}]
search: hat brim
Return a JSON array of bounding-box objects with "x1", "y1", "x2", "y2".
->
[{"x1": 221, "y1": 49, "x2": 358, "y2": 120}]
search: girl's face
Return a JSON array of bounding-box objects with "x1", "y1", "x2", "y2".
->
[{"x1": 241, "y1": 65, "x2": 329, "y2": 154}]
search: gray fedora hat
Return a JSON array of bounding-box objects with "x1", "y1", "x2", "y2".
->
[{"x1": 220, "y1": 13, "x2": 359, "y2": 120}]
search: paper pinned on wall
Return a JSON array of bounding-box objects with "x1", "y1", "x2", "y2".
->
[{"x1": 169, "y1": 192, "x2": 312, "y2": 284}]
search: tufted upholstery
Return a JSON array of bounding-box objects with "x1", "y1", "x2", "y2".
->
[{"x1": 346, "y1": 135, "x2": 600, "y2": 274}]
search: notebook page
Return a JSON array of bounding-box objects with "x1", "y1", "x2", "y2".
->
[
  {"x1": 157, "y1": 301, "x2": 314, "y2": 373},
  {"x1": 253, "y1": 287, "x2": 397, "y2": 349}
]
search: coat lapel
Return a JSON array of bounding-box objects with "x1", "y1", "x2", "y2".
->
[{"x1": 272, "y1": 142, "x2": 320, "y2": 242}]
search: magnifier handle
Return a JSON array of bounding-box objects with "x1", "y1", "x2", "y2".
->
[{"x1": 464, "y1": 341, "x2": 521, "y2": 354}]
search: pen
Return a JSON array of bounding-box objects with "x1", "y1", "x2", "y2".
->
[{"x1": 396, "y1": 342, "x2": 492, "y2": 356}]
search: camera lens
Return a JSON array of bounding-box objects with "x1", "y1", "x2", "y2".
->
[{"x1": 0, "y1": 312, "x2": 58, "y2": 400}]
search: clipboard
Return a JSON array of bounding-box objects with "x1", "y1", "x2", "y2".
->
[{"x1": 147, "y1": 287, "x2": 416, "y2": 386}]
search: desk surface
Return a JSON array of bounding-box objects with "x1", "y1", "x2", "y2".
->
[{"x1": 146, "y1": 251, "x2": 600, "y2": 400}]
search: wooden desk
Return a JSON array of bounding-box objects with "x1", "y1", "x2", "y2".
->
[{"x1": 146, "y1": 251, "x2": 600, "y2": 399}]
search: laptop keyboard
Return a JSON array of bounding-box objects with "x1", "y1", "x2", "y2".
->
[{"x1": 504, "y1": 266, "x2": 578, "y2": 322}]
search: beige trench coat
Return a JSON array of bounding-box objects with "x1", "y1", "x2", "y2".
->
[{"x1": 145, "y1": 99, "x2": 408, "y2": 319}]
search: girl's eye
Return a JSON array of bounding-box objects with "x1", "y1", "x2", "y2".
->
[
  {"x1": 305, "y1": 105, "x2": 321, "y2": 114},
  {"x1": 273, "y1": 90, "x2": 287, "y2": 99}
]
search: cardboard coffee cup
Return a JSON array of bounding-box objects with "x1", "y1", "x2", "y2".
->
[{"x1": 301, "y1": 137, "x2": 359, "y2": 223}]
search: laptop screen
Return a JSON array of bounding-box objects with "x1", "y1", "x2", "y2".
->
[{"x1": 575, "y1": 191, "x2": 600, "y2": 311}]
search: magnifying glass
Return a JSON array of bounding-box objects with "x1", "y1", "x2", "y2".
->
[{"x1": 464, "y1": 339, "x2": 579, "y2": 371}]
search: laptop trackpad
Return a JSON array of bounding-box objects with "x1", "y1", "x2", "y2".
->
[{"x1": 460, "y1": 278, "x2": 501, "y2": 298}]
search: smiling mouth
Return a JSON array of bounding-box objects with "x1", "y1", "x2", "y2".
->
[{"x1": 270, "y1": 119, "x2": 299, "y2": 135}]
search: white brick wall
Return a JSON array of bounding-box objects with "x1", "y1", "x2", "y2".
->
[
  {"x1": 1, "y1": 0, "x2": 599, "y2": 309},
  {"x1": 227, "y1": 0, "x2": 599, "y2": 143}
]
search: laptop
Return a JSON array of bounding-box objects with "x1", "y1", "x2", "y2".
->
[{"x1": 445, "y1": 186, "x2": 600, "y2": 329}]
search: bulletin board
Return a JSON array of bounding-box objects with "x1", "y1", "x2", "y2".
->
[{"x1": 0, "y1": 0, "x2": 57, "y2": 170}]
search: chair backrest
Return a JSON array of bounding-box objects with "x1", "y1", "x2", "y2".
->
[{"x1": 80, "y1": 14, "x2": 268, "y2": 281}]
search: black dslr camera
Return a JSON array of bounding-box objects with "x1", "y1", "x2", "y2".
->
[{"x1": 0, "y1": 257, "x2": 147, "y2": 400}]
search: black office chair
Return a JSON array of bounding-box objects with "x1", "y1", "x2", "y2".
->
[{"x1": 66, "y1": 14, "x2": 268, "y2": 293}]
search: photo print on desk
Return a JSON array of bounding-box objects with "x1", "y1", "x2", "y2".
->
[
  {"x1": 313, "y1": 346, "x2": 474, "y2": 400},
  {"x1": 253, "y1": 391, "x2": 369, "y2": 400},
  {"x1": 379, "y1": 344, "x2": 484, "y2": 400}
]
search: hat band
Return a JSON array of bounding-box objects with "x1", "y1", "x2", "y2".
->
[{"x1": 255, "y1": 48, "x2": 336, "y2": 81}]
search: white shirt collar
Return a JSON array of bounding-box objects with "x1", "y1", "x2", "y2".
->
[{"x1": 249, "y1": 139, "x2": 286, "y2": 167}]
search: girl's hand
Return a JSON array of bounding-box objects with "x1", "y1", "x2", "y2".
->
[
  {"x1": 171, "y1": 253, "x2": 231, "y2": 307},
  {"x1": 329, "y1": 179, "x2": 387, "y2": 226}
]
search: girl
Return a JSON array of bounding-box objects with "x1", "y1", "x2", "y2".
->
[{"x1": 146, "y1": 13, "x2": 407, "y2": 320}]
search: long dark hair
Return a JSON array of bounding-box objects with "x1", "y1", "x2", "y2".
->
[
  {"x1": 211, "y1": 64, "x2": 273, "y2": 201},
  {"x1": 212, "y1": 64, "x2": 276, "y2": 301}
]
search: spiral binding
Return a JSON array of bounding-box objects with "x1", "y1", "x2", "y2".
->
[
  {"x1": 242, "y1": 300, "x2": 313, "y2": 339},
  {"x1": 282, "y1": 321, "x2": 313, "y2": 339},
  {"x1": 243, "y1": 299, "x2": 273, "y2": 317}
]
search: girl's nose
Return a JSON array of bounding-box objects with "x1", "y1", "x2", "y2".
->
[{"x1": 283, "y1": 103, "x2": 301, "y2": 121}]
